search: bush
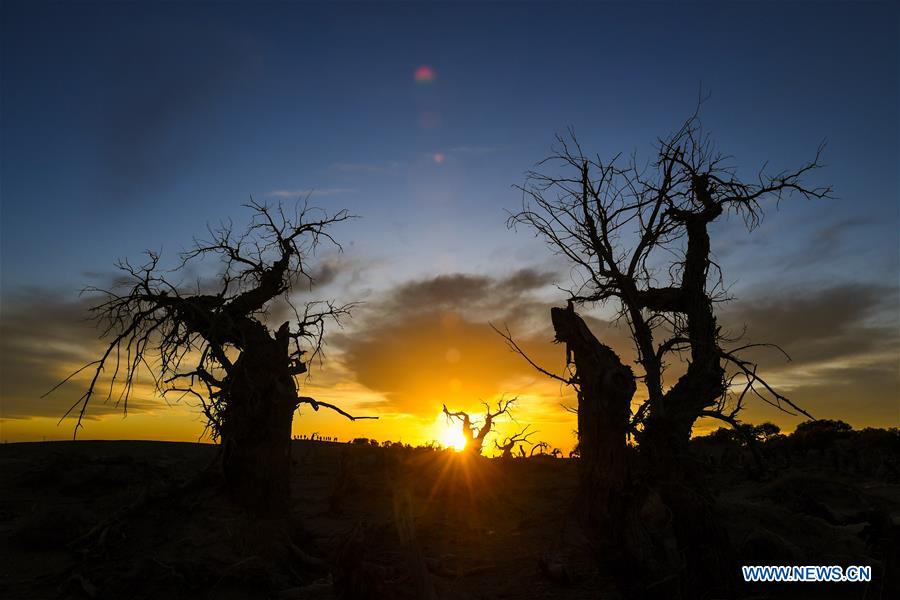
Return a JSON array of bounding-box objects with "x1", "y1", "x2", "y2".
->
[
  {"x1": 753, "y1": 422, "x2": 781, "y2": 442},
  {"x1": 791, "y1": 419, "x2": 853, "y2": 450}
]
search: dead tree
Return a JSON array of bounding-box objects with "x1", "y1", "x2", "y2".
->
[
  {"x1": 503, "y1": 110, "x2": 831, "y2": 591},
  {"x1": 47, "y1": 200, "x2": 375, "y2": 517},
  {"x1": 494, "y1": 425, "x2": 536, "y2": 459},
  {"x1": 442, "y1": 397, "x2": 516, "y2": 455},
  {"x1": 505, "y1": 110, "x2": 829, "y2": 466},
  {"x1": 548, "y1": 304, "x2": 655, "y2": 575},
  {"x1": 530, "y1": 441, "x2": 550, "y2": 456}
]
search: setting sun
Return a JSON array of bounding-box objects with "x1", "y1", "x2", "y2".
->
[{"x1": 440, "y1": 425, "x2": 467, "y2": 452}]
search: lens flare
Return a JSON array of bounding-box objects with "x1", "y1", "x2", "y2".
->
[
  {"x1": 414, "y1": 65, "x2": 436, "y2": 83},
  {"x1": 441, "y1": 426, "x2": 467, "y2": 452},
  {"x1": 433, "y1": 152, "x2": 445, "y2": 164}
]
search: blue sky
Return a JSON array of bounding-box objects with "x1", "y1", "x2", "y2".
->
[{"x1": 1, "y1": 1, "x2": 897, "y2": 443}]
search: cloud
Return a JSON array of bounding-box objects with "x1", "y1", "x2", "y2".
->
[
  {"x1": 721, "y1": 281, "x2": 897, "y2": 368},
  {"x1": 305, "y1": 255, "x2": 344, "y2": 288},
  {"x1": 712, "y1": 214, "x2": 895, "y2": 282},
  {"x1": 718, "y1": 281, "x2": 899, "y2": 426},
  {"x1": 333, "y1": 269, "x2": 899, "y2": 430},
  {"x1": 262, "y1": 253, "x2": 374, "y2": 326},
  {"x1": 0, "y1": 289, "x2": 160, "y2": 420},
  {"x1": 375, "y1": 269, "x2": 555, "y2": 314},
  {"x1": 331, "y1": 269, "x2": 632, "y2": 418},
  {"x1": 329, "y1": 161, "x2": 405, "y2": 175},
  {"x1": 787, "y1": 217, "x2": 872, "y2": 262},
  {"x1": 266, "y1": 187, "x2": 356, "y2": 199}
]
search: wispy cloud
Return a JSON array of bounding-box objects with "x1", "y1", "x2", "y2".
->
[
  {"x1": 266, "y1": 187, "x2": 355, "y2": 199},
  {"x1": 329, "y1": 161, "x2": 405, "y2": 175}
]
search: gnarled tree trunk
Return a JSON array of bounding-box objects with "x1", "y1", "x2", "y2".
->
[
  {"x1": 550, "y1": 306, "x2": 644, "y2": 561},
  {"x1": 219, "y1": 325, "x2": 299, "y2": 518},
  {"x1": 635, "y1": 213, "x2": 734, "y2": 596},
  {"x1": 552, "y1": 304, "x2": 728, "y2": 596}
]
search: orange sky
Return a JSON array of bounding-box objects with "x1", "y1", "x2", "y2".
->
[
  {"x1": 0, "y1": 302, "x2": 585, "y2": 453},
  {"x1": 3, "y1": 283, "x2": 897, "y2": 453}
]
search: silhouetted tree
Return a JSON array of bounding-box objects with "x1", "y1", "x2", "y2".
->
[
  {"x1": 753, "y1": 422, "x2": 782, "y2": 442},
  {"x1": 502, "y1": 109, "x2": 831, "y2": 592},
  {"x1": 546, "y1": 304, "x2": 642, "y2": 562},
  {"x1": 508, "y1": 111, "x2": 828, "y2": 465},
  {"x1": 568, "y1": 443, "x2": 580, "y2": 459},
  {"x1": 530, "y1": 441, "x2": 550, "y2": 456},
  {"x1": 442, "y1": 397, "x2": 516, "y2": 455},
  {"x1": 494, "y1": 424, "x2": 536, "y2": 459},
  {"x1": 49, "y1": 201, "x2": 375, "y2": 517},
  {"x1": 792, "y1": 419, "x2": 853, "y2": 450}
]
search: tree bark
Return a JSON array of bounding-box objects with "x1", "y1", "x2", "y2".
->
[
  {"x1": 219, "y1": 332, "x2": 298, "y2": 518},
  {"x1": 633, "y1": 213, "x2": 734, "y2": 596},
  {"x1": 550, "y1": 305, "x2": 637, "y2": 549}
]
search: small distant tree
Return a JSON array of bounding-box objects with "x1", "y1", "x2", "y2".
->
[
  {"x1": 530, "y1": 441, "x2": 550, "y2": 456},
  {"x1": 753, "y1": 422, "x2": 782, "y2": 442},
  {"x1": 792, "y1": 419, "x2": 853, "y2": 450},
  {"x1": 703, "y1": 427, "x2": 739, "y2": 444},
  {"x1": 48, "y1": 201, "x2": 375, "y2": 517},
  {"x1": 794, "y1": 419, "x2": 852, "y2": 436},
  {"x1": 442, "y1": 396, "x2": 516, "y2": 455},
  {"x1": 494, "y1": 425, "x2": 536, "y2": 459}
]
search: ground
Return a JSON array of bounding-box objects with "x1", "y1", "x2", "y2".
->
[{"x1": 0, "y1": 439, "x2": 896, "y2": 599}]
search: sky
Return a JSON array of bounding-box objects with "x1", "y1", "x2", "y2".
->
[{"x1": 1, "y1": 0, "x2": 898, "y2": 451}]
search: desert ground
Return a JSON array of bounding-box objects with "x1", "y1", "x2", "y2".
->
[{"x1": 0, "y1": 434, "x2": 897, "y2": 599}]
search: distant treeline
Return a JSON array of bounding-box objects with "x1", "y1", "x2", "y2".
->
[
  {"x1": 295, "y1": 436, "x2": 439, "y2": 450},
  {"x1": 692, "y1": 420, "x2": 900, "y2": 481},
  {"x1": 348, "y1": 438, "x2": 445, "y2": 451},
  {"x1": 295, "y1": 420, "x2": 900, "y2": 477}
]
